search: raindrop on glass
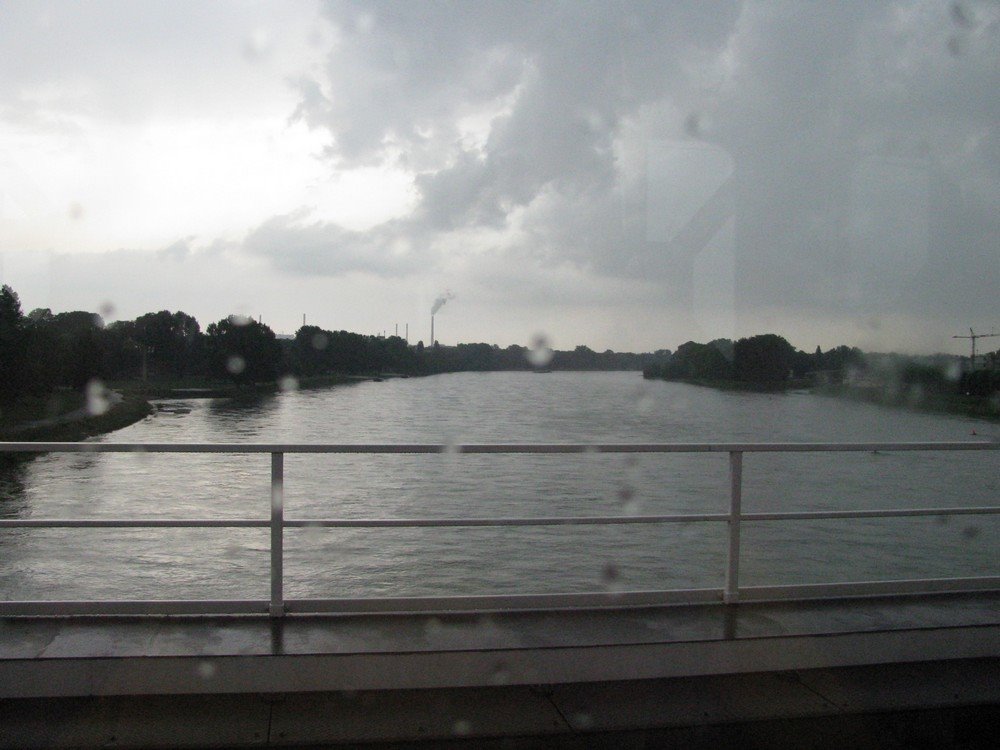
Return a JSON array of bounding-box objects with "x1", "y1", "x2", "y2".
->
[
  {"x1": 601, "y1": 562, "x2": 620, "y2": 589},
  {"x1": 197, "y1": 661, "x2": 217, "y2": 680},
  {"x1": 242, "y1": 28, "x2": 272, "y2": 61},
  {"x1": 525, "y1": 334, "x2": 553, "y2": 368},
  {"x1": 618, "y1": 486, "x2": 640, "y2": 516},
  {"x1": 85, "y1": 379, "x2": 110, "y2": 416},
  {"x1": 489, "y1": 661, "x2": 510, "y2": 685},
  {"x1": 226, "y1": 355, "x2": 246, "y2": 375},
  {"x1": 950, "y1": 2, "x2": 973, "y2": 28},
  {"x1": 303, "y1": 521, "x2": 324, "y2": 545},
  {"x1": 573, "y1": 712, "x2": 594, "y2": 730},
  {"x1": 311, "y1": 332, "x2": 329, "y2": 350},
  {"x1": 961, "y1": 525, "x2": 980, "y2": 540},
  {"x1": 68, "y1": 202, "x2": 84, "y2": 221},
  {"x1": 684, "y1": 112, "x2": 712, "y2": 138},
  {"x1": 452, "y1": 720, "x2": 472, "y2": 736},
  {"x1": 229, "y1": 314, "x2": 251, "y2": 327},
  {"x1": 279, "y1": 375, "x2": 299, "y2": 392},
  {"x1": 636, "y1": 392, "x2": 654, "y2": 415}
]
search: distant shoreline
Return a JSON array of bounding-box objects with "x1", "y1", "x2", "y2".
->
[{"x1": 813, "y1": 383, "x2": 1000, "y2": 423}]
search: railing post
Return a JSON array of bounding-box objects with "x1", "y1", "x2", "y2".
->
[
  {"x1": 270, "y1": 451, "x2": 285, "y2": 617},
  {"x1": 724, "y1": 450, "x2": 743, "y2": 604}
]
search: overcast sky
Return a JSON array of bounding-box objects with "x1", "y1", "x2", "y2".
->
[{"x1": 1, "y1": 0, "x2": 997, "y2": 355}]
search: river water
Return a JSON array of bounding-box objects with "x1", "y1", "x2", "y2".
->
[{"x1": 1, "y1": 372, "x2": 997, "y2": 601}]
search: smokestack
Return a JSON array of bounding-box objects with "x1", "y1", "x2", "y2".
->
[
  {"x1": 406, "y1": 323, "x2": 409, "y2": 343},
  {"x1": 430, "y1": 290, "x2": 454, "y2": 346}
]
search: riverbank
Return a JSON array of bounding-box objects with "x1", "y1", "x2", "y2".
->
[
  {"x1": 0, "y1": 373, "x2": 369, "y2": 446},
  {"x1": 0, "y1": 393, "x2": 153, "y2": 445},
  {"x1": 814, "y1": 384, "x2": 1000, "y2": 422},
  {"x1": 642, "y1": 376, "x2": 812, "y2": 392},
  {"x1": 643, "y1": 374, "x2": 1000, "y2": 422}
]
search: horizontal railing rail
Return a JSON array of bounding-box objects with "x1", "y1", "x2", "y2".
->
[{"x1": 1, "y1": 441, "x2": 997, "y2": 617}]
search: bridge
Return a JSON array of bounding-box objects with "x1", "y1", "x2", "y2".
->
[{"x1": 1, "y1": 441, "x2": 997, "y2": 747}]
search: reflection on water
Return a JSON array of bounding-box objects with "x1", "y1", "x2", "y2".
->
[
  {"x1": 0, "y1": 372, "x2": 996, "y2": 600},
  {"x1": 0, "y1": 460, "x2": 29, "y2": 519}
]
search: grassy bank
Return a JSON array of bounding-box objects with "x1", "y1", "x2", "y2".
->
[
  {"x1": 813, "y1": 384, "x2": 1000, "y2": 422},
  {"x1": 644, "y1": 376, "x2": 812, "y2": 392},
  {"x1": 0, "y1": 394, "x2": 154, "y2": 443}
]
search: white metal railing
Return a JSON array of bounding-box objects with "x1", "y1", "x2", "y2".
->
[{"x1": 0, "y1": 441, "x2": 998, "y2": 617}]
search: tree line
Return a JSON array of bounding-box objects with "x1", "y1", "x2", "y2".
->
[
  {"x1": 641, "y1": 334, "x2": 866, "y2": 386},
  {"x1": 642, "y1": 332, "x2": 999, "y2": 401},
  {"x1": 0, "y1": 284, "x2": 661, "y2": 404}
]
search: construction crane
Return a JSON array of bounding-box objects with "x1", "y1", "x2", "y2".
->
[{"x1": 952, "y1": 328, "x2": 999, "y2": 370}]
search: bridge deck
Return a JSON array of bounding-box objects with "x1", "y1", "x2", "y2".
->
[{"x1": 1, "y1": 592, "x2": 997, "y2": 747}]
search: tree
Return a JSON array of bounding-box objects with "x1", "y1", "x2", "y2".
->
[
  {"x1": 134, "y1": 310, "x2": 202, "y2": 379},
  {"x1": 290, "y1": 325, "x2": 332, "y2": 376},
  {"x1": 50, "y1": 312, "x2": 109, "y2": 389},
  {"x1": 0, "y1": 285, "x2": 27, "y2": 398},
  {"x1": 733, "y1": 334, "x2": 795, "y2": 383},
  {"x1": 205, "y1": 317, "x2": 281, "y2": 385}
]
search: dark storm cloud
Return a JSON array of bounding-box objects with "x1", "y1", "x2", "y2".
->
[{"x1": 259, "y1": 0, "x2": 997, "y2": 330}]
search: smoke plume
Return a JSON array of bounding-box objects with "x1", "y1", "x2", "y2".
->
[{"x1": 431, "y1": 290, "x2": 454, "y2": 314}]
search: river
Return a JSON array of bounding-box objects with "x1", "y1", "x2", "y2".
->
[{"x1": 1, "y1": 371, "x2": 996, "y2": 602}]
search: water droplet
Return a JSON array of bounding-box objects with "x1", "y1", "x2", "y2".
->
[
  {"x1": 279, "y1": 375, "x2": 299, "y2": 392},
  {"x1": 619, "y1": 489, "x2": 641, "y2": 516},
  {"x1": 947, "y1": 35, "x2": 965, "y2": 56},
  {"x1": 197, "y1": 661, "x2": 216, "y2": 679},
  {"x1": 601, "y1": 562, "x2": 620, "y2": 588},
  {"x1": 573, "y1": 712, "x2": 594, "y2": 729},
  {"x1": 945, "y1": 361, "x2": 962, "y2": 381},
  {"x1": 311, "y1": 332, "x2": 329, "y2": 350},
  {"x1": 98, "y1": 301, "x2": 116, "y2": 320},
  {"x1": 961, "y1": 525, "x2": 980, "y2": 540},
  {"x1": 951, "y1": 2, "x2": 973, "y2": 28},
  {"x1": 489, "y1": 661, "x2": 510, "y2": 685},
  {"x1": 85, "y1": 379, "x2": 110, "y2": 416},
  {"x1": 684, "y1": 111, "x2": 712, "y2": 138},
  {"x1": 526, "y1": 334, "x2": 553, "y2": 368},
  {"x1": 242, "y1": 28, "x2": 272, "y2": 61},
  {"x1": 452, "y1": 719, "x2": 472, "y2": 736},
  {"x1": 68, "y1": 202, "x2": 84, "y2": 221},
  {"x1": 423, "y1": 617, "x2": 444, "y2": 638},
  {"x1": 636, "y1": 392, "x2": 654, "y2": 415},
  {"x1": 229, "y1": 314, "x2": 251, "y2": 327},
  {"x1": 303, "y1": 521, "x2": 324, "y2": 545},
  {"x1": 226, "y1": 355, "x2": 246, "y2": 375}
]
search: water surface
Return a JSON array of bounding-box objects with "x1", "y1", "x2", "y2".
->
[{"x1": 1, "y1": 372, "x2": 996, "y2": 600}]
